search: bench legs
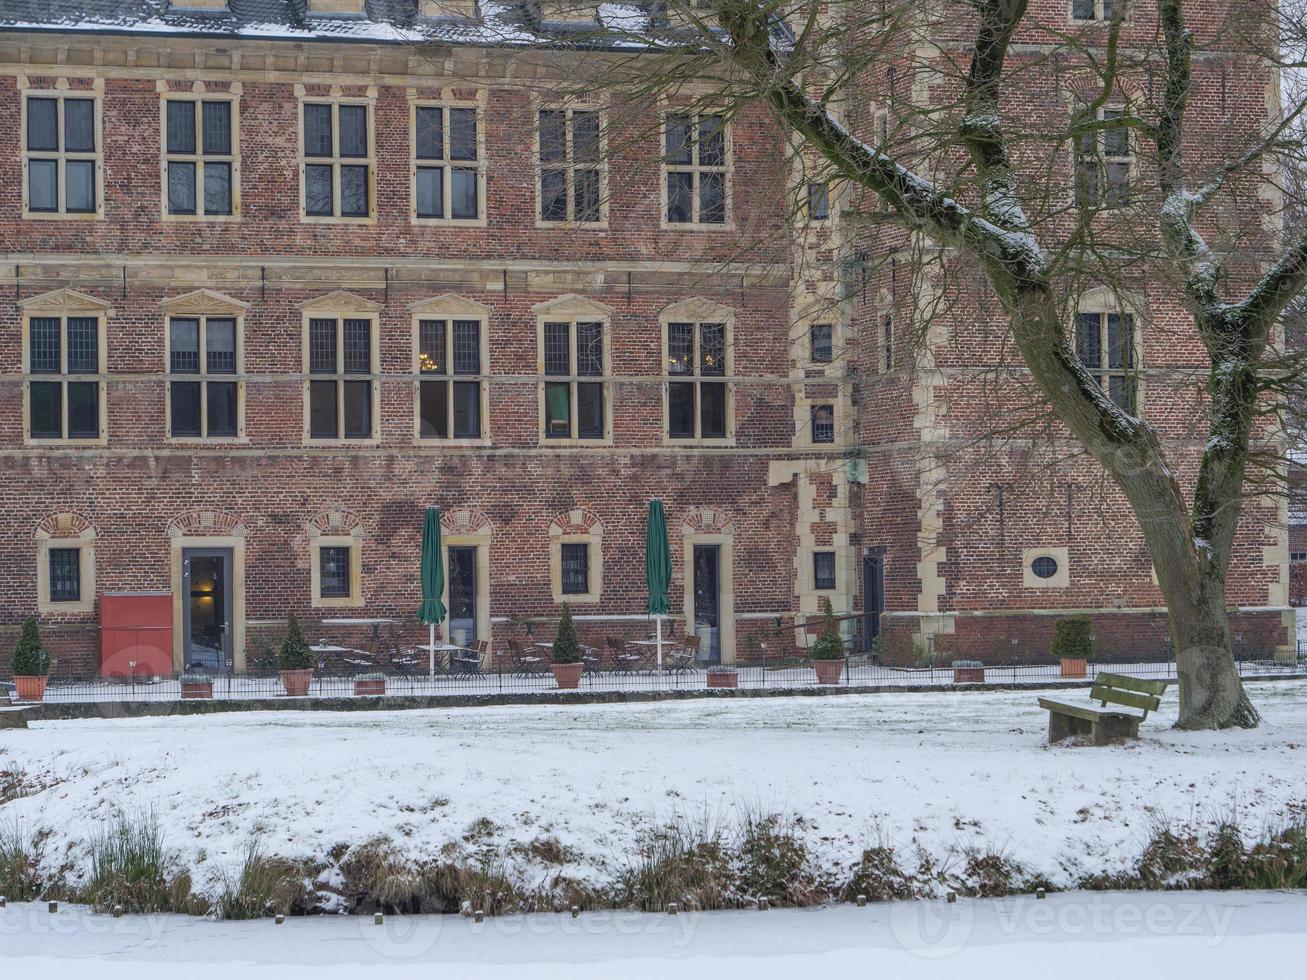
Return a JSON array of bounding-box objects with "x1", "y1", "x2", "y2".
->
[
  {"x1": 1048, "y1": 710, "x2": 1091, "y2": 744},
  {"x1": 1048, "y1": 710, "x2": 1141, "y2": 745}
]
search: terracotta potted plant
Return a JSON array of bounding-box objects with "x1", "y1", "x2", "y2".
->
[
  {"x1": 278, "y1": 613, "x2": 315, "y2": 697},
  {"x1": 10, "y1": 616, "x2": 51, "y2": 703},
  {"x1": 179, "y1": 670, "x2": 214, "y2": 700},
  {"x1": 809, "y1": 598, "x2": 846, "y2": 685},
  {"x1": 549, "y1": 604, "x2": 584, "y2": 690},
  {"x1": 706, "y1": 666, "x2": 739, "y2": 689},
  {"x1": 354, "y1": 671, "x2": 386, "y2": 697},
  {"x1": 952, "y1": 659, "x2": 985, "y2": 683},
  {"x1": 1052, "y1": 615, "x2": 1093, "y2": 679}
]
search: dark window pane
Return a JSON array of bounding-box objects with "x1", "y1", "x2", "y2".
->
[
  {"x1": 813, "y1": 552, "x2": 836, "y2": 591},
  {"x1": 452, "y1": 320, "x2": 480, "y2": 374},
  {"x1": 343, "y1": 380, "x2": 371, "y2": 438},
  {"x1": 666, "y1": 114, "x2": 691, "y2": 164},
  {"x1": 1105, "y1": 161, "x2": 1130, "y2": 207},
  {"x1": 206, "y1": 318, "x2": 237, "y2": 374},
  {"x1": 66, "y1": 318, "x2": 98, "y2": 374},
  {"x1": 309, "y1": 319, "x2": 337, "y2": 374},
  {"x1": 340, "y1": 165, "x2": 369, "y2": 217},
  {"x1": 66, "y1": 381, "x2": 99, "y2": 438},
  {"x1": 1103, "y1": 111, "x2": 1129, "y2": 156},
  {"x1": 1076, "y1": 158, "x2": 1099, "y2": 207},
  {"x1": 699, "y1": 171, "x2": 725, "y2": 223},
  {"x1": 1107, "y1": 313, "x2": 1134, "y2": 369},
  {"x1": 170, "y1": 380, "x2": 202, "y2": 436},
  {"x1": 304, "y1": 103, "x2": 333, "y2": 157},
  {"x1": 667, "y1": 172, "x2": 692, "y2": 222},
  {"x1": 319, "y1": 546, "x2": 351, "y2": 598},
  {"x1": 449, "y1": 108, "x2": 477, "y2": 160},
  {"x1": 539, "y1": 110, "x2": 566, "y2": 163},
  {"x1": 419, "y1": 379, "x2": 449, "y2": 438},
  {"x1": 700, "y1": 382, "x2": 726, "y2": 438},
  {"x1": 27, "y1": 97, "x2": 58, "y2": 151},
  {"x1": 309, "y1": 380, "x2": 338, "y2": 438},
  {"x1": 1076, "y1": 313, "x2": 1102, "y2": 368},
  {"x1": 203, "y1": 162, "x2": 232, "y2": 215},
  {"x1": 572, "y1": 111, "x2": 599, "y2": 163},
  {"x1": 206, "y1": 381, "x2": 238, "y2": 437},
  {"x1": 452, "y1": 380, "x2": 480, "y2": 438},
  {"x1": 416, "y1": 106, "x2": 444, "y2": 160},
  {"x1": 202, "y1": 100, "x2": 232, "y2": 155},
  {"x1": 698, "y1": 114, "x2": 725, "y2": 165},
  {"x1": 1073, "y1": 0, "x2": 1095, "y2": 17},
  {"x1": 574, "y1": 169, "x2": 601, "y2": 223},
  {"x1": 1103, "y1": 0, "x2": 1116, "y2": 17},
  {"x1": 416, "y1": 166, "x2": 444, "y2": 218},
  {"x1": 544, "y1": 322, "x2": 570, "y2": 376},
  {"x1": 577, "y1": 382, "x2": 604, "y2": 439},
  {"x1": 451, "y1": 168, "x2": 477, "y2": 219},
  {"x1": 809, "y1": 181, "x2": 829, "y2": 219},
  {"x1": 811, "y1": 404, "x2": 834, "y2": 443},
  {"x1": 811, "y1": 324, "x2": 833, "y2": 363},
  {"x1": 29, "y1": 318, "x2": 60, "y2": 373},
  {"x1": 668, "y1": 382, "x2": 695, "y2": 438},
  {"x1": 65, "y1": 160, "x2": 95, "y2": 212},
  {"x1": 700, "y1": 323, "x2": 725, "y2": 376},
  {"x1": 1110, "y1": 375, "x2": 1137, "y2": 413},
  {"x1": 540, "y1": 169, "x2": 567, "y2": 221},
  {"x1": 343, "y1": 319, "x2": 371, "y2": 373},
  {"x1": 63, "y1": 99, "x2": 95, "y2": 152},
  {"x1": 338, "y1": 104, "x2": 367, "y2": 158},
  {"x1": 167, "y1": 161, "x2": 197, "y2": 214},
  {"x1": 29, "y1": 381, "x2": 62, "y2": 438},
  {"x1": 667, "y1": 323, "x2": 693, "y2": 375},
  {"x1": 305, "y1": 164, "x2": 334, "y2": 216},
  {"x1": 561, "y1": 542, "x2": 588, "y2": 595},
  {"x1": 28, "y1": 160, "x2": 57, "y2": 212},
  {"x1": 576, "y1": 322, "x2": 603, "y2": 376},
  {"x1": 170, "y1": 318, "x2": 201, "y2": 373},
  {"x1": 167, "y1": 100, "x2": 196, "y2": 155},
  {"x1": 419, "y1": 320, "x2": 446, "y2": 374},
  {"x1": 49, "y1": 548, "x2": 81, "y2": 602},
  {"x1": 545, "y1": 382, "x2": 571, "y2": 437}
]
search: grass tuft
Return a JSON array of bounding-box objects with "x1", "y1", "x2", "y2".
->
[
  {"x1": 0, "y1": 820, "x2": 47, "y2": 901},
  {"x1": 84, "y1": 809, "x2": 195, "y2": 913},
  {"x1": 217, "y1": 840, "x2": 314, "y2": 919}
]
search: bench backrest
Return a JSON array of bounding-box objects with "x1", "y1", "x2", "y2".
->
[{"x1": 1090, "y1": 672, "x2": 1166, "y2": 717}]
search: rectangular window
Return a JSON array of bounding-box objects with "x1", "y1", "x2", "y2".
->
[
  {"x1": 414, "y1": 104, "x2": 481, "y2": 220},
  {"x1": 307, "y1": 318, "x2": 374, "y2": 440},
  {"x1": 418, "y1": 318, "x2": 483, "y2": 440},
  {"x1": 48, "y1": 547, "x2": 82, "y2": 603},
  {"x1": 1072, "y1": 0, "x2": 1117, "y2": 21},
  {"x1": 560, "y1": 542, "x2": 590, "y2": 595},
  {"x1": 814, "y1": 551, "x2": 836, "y2": 591},
  {"x1": 808, "y1": 181, "x2": 829, "y2": 220},
  {"x1": 810, "y1": 323, "x2": 833, "y2": 364},
  {"x1": 25, "y1": 94, "x2": 98, "y2": 214},
  {"x1": 319, "y1": 546, "x2": 351, "y2": 598},
  {"x1": 542, "y1": 321, "x2": 606, "y2": 440},
  {"x1": 666, "y1": 321, "x2": 729, "y2": 440},
  {"x1": 811, "y1": 404, "x2": 835, "y2": 444},
  {"x1": 1076, "y1": 108, "x2": 1130, "y2": 209},
  {"x1": 303, "y1": 102, "x2": 371, "y2": 219},
  {"x1": 665, "y1": 112, "x2": 727, "y2": 225},
  {"x1": 27, "y1": 316, "x2": 102, "y2": 441},
  {"x1": 538, "y1": 108, "x2": 603, "y2": 224},
  {"x1": 169, "y1": 316, "x2": 239, "y2": 438},
  {"x1": 1292, "y1": 551, "x2": 1307, "y2": 563},
  {"x1": 164, "y1": 98, "x2": 235, "y2": 216},
  {"x1": 1077, "y1": 311, "x2": 1137, "y2": 412}
]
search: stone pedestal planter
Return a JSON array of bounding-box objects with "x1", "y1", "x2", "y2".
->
[
  {"x1": 551, "y1": 662, "x2": 583, "y2": 690},
  {"x1": 706, "y1": 668, "x2": 739, "y2": 689},
  {"x1": 813, "y1": 659, "x2": 844, "y2": 685},
  {"x1": 952, "y1": 661, "x2": 985, "y2": 684},
  {"x1": 280, "y1": 669, "x2": 314, "y2": 697},
  {"x1": 1059, "y1": 658, "x2": 1088, "y2": 679},
  {"x1": 13, "y1": 676, "x2": 47, "y2": 702},
  {"x1": 354, "y1": 674, "x2": 386, "y2": 697},
  {"x1": 180, "y1": 673, "x2": 214, "y2": 700}
]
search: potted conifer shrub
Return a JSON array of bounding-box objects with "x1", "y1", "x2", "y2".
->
[
  {"x1": 10, "y1": 616, "x2": 51, "y2": 702},
  {"x1": 706, "y1": 665, "x2": 739, "y2": 689},
  {"x1": 810, "y1": 598, "x2": 846, "y2": 685},
  {"x1": 1052, "y1": 615, "x2": 1093, "y2": 679},
  {"x1": 179, "y1": 670, "x2": 214, "y2": 700},
  {"x1": 549, "y1": 604, "x2": 584, "y2": 690},
  {"x1": 278, "y1": 613, "x2": 315, "y2": 697}
]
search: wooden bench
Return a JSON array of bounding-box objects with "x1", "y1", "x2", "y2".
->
[{"x1": 1038, "y1": 672, "x2": 1167, "y2": 746}]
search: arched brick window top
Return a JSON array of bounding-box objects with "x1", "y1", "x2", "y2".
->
[
  {"x1": 680, "y1": 507, "x2": 736, "y2": 536},
  {"x1": 308, "y1": 508, "x2": 364, "y2": 538},
  {"x1": 549, "y1": 508, "x2": 604, "y2": 537},
  {"x1": 167, "y1": 509, "x2": 246, "y2": 538},
  {"x1": 35, "y1": 510, "x2": 96, "y2": 540},
  {"x1": 441, "y1": 507, "x2": 492, "y2": 537}
]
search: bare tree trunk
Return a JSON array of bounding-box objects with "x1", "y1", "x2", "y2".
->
[{"x1": 1164, "y1": 576, "x2": 1261, "y2": 729}]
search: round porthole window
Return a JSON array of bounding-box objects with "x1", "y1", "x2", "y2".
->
[{"x1": 1031, "y1": 555, "x2": 1059, "y2": 580}]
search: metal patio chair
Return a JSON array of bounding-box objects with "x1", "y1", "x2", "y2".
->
[{"x1": 506, "y1": 638, "x2": 547, "y2": 677}]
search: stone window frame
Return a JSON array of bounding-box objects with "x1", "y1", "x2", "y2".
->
[
  {"x1": 660, "y1": 297, "x2": 736, "y2": 447},
  {"x1": 409, "y1": 294, "x2": 493, "y2": 447},
  {"x1": 1023, "y1": 546, "x2": 1070, "y2": 589},
  {"x1": 1074, "y1": 104, "x2": 1135, "y2": 211},
  {"x1": 813, "y1": 550, "x2": 837, "y2": 591},
  {"x1": 310, "y1": 531, "x2": 365, "y2": 608},
  {"x1": 161, "y1": 290, "x2": 249, "y2": 444},
  {"x1": 19, "y1": 77, "x2": 105, "y2": 220},
  {"x1": 659, "y1": 108, "x2": 733, "y2": 231},
  {"x1": 1075, "y1": 286, "x2": 1145, "y2": 414},
  {"x1": 1069, "y1": 0, "x2": 1124, "y2": 24},
  {"x1": 533, "y1": 99, "x2": 609, "y2": 230},
  {"x1": 549, "y1": 518, "x2": 604, "y2": 604},
  {"x1": 299, "y1": 292, "x2": 384, "y2": 446},
  {"x1": 408, "y1": 90, "x2": 488, "y2": 227},
  {"x1": 36, "y1": 519, "x2": 96, "y2": 615},
  {"x1": 533, "y1": 294, "x2": 616, "y2": 446},
  {"x1": 296, "y1": 84, "x2": 377, "y2": 224},
  {"x1": 806, "y1": 180, "x2": 830, "y2": 222},
  {"x1": 789, "y1": 302, "x2": 848, "y2": 449},
  {"x1": 19, "y1": 288, "x2": 112, "y2": 447},
  {"x1": 158, "y1": 84, "x2": 241, "y2": 223}
]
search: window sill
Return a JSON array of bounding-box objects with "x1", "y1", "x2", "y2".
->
[
  {"x1": 24, "y1": 436, "x2": 108, "y2": 448},
  {"x1": 411, "y1": 215, "x2": 489, "y2": 228},
  {"x1": 413, "y1": 437, "x2": 493, "y2": 449},
  {"x1": 663, "y1": 437, "x2": 736, "y2": 448},
  {"x1": 300, "y1": 215, "x2": 377, "y2": 225},
  {"x1": 23, "y1": 211, "x2": 102, "y2": 221},
  {"x1": 37, "y1": 598, "x2": 96, "y2": 615},
  {"x1": 312, "y1": 595, "x2": 365, "y2": 609},
  {"x1": 303, "y1": 438, "x2": 383, "y2": 448},
  {"x1": 165, "y1": 436, "x2": 250, "y2": 446},
  {"x1": 161, "y1": 213, "x2": 241, "y2": 223},
  {"x1": 534, "y1": 219, "x2": 610, "y2": 232},
  {"x1": 540, "y1": 436, "x2": 614, "y2": 448},
  {"x1": 554, "y1": 590, "x2": 602, "y2": 605},
  {"x1": 659, "y1": 220, "x2": 735, "y2": 233}
]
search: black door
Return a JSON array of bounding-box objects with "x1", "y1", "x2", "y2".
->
[
  {"x1": 183, "y1": 548, "x2": 232, "y2": 672},
  {"x1": 448, "y1": 546, "x2": 477, "y2": 646},
  {"x1": 863, "y1": 548, "x2": 885, "y2": 652},
  {"x1": 693, "y1": 544, "x2": 721, "y2": 663}
]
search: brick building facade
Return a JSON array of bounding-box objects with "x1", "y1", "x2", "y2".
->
[{"x1": 0, "y1": 1, "x2": 1294, "y2": 676}]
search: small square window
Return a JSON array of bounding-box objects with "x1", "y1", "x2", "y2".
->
[
  {"x1": 814, "y1": 552, "x2": 836, "y2": 591},
  {"x1": 561, "y1": 542, "x2": 589, "y2": 595},
  {"x1": 1292, "y1": 552, "x2": 1307, "y2": 563},
  {"x1": 808, "y1": 182, "x2": 829, "y2": 220},
  {"x1": 319, "y1": 546, "x2": 351, "y2": 598},
  {"x1": 49, "y1": 547, "x2": 82, "y2": 602},
  {"x1": 811, "y1": 404, "x2": 835, "y2": 444}
]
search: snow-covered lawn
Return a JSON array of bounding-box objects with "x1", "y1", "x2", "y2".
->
[
  {"x1": 3, "y1": 891, "x2": 1306, "y2": 979},
  {"x1": 3, "y1": 681, "x2": 1306, "y2": 895}
]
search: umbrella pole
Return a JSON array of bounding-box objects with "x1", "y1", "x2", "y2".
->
[
  {"x1": 656, "y1": 615, "x2": 663, "y2": 671},
  {"x1": 428, "y1": 622, "x2": 435, "y2": 679}
]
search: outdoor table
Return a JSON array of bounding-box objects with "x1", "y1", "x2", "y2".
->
[{"x1": 415, "y1": 642, "x2": 479, "y2": 677}]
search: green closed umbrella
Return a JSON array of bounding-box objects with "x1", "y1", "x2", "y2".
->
[
  {"x1": 418, "y1": 506, "x2": 447, "y2": 677},
  {"x1": 645, "y1": 500, "x2": 671, "y2": 669}
]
